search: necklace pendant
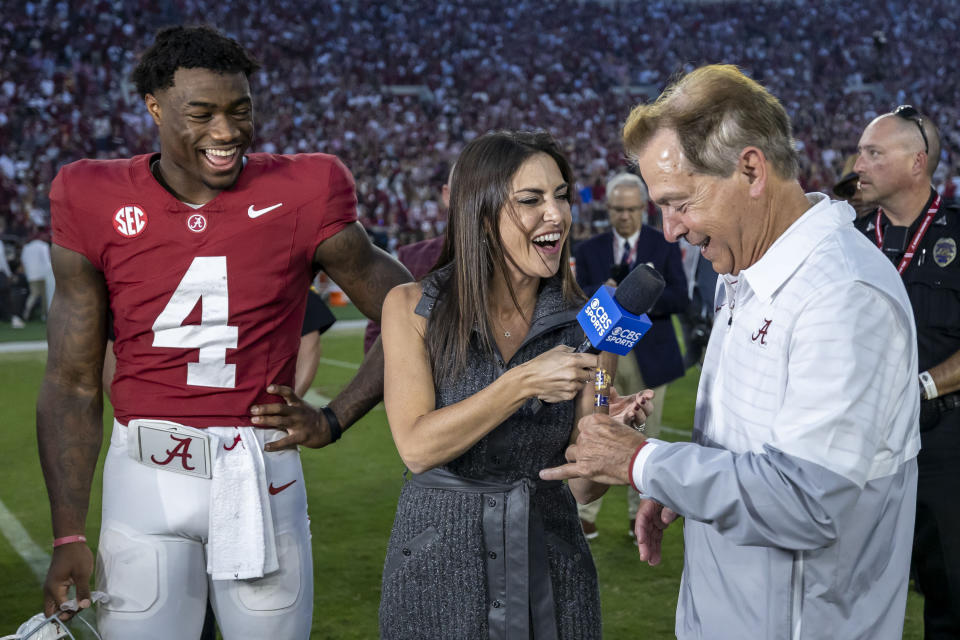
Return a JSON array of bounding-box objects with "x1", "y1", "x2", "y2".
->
[{"x1": 504, "y1": 330, "x2": 511, "y2": 338}]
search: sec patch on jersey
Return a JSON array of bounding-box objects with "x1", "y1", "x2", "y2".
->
[{"x1": 112, "y1": 205, "x2": 147, "y2": 238}]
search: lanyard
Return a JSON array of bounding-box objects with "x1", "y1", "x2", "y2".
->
[{"x1": 875, "y1": 194, "x2": 941, "y2": 274}]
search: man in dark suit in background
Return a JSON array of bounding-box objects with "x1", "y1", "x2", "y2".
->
[{"x1": 572, "y1": 172, "x2": 688, "y2": 538}]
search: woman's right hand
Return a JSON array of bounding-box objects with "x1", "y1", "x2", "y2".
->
[{"x1": 519, "y1": 345, "x2": 598, "y2": 403}]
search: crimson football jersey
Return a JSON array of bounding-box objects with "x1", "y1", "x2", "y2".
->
[{"x1": 50, "y1": 153, "x2": 357, "y2": 427}]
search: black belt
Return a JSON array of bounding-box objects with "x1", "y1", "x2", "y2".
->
[{"x1": 411, "y1": 468, "x2": 561, "y2": 640}]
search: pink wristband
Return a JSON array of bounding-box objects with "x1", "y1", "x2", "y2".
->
[
  {"x1": 628, "y1": 441, "x2": 648, "y2": 493},
  {"x1": 53, "y1": 535, "x2": 87, "y2": 548}
]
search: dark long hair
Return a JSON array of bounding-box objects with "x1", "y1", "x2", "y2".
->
[{"x1": 426, "y1": 130, "x2": 582, "y2": 383}]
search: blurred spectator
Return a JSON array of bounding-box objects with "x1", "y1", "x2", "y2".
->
[
  {"x1": 297, "y1": 287, "x2": 338, "y2": 396},
  {"x1": 1, "y1": 0, "x2": 958, "y2": 252},
  {"x1": 0, "y1": 233, "x2": 24, "y2": 328},
  {"x1": 19, "y1": 228, "x2": 53, "y2": 321}
]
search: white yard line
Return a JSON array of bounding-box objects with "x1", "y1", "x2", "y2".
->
[
  {"x1": 658, "y1": 424, "x2": 692, "y2": 437},
  {"x1": 0, "y1": 341, "x2": 46, "y2": 353},
  {"x1": 0, "y1": 498, "x2": 49, "y2": 583},
  {"x1": 302, "y1": 390, "x2": 331, "y2": 407},
  {"x1": 325, "y1": 319, "x2": 367, "y2": 332},
  {"x1": 317, "y1": 357, "x2": 361, "y2": 371}
]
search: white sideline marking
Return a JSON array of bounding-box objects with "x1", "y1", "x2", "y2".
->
[
  {"x1": 0, "y1": 341, "x2": 46, "y2": 353},
  {"x1": 318, "y1": 357, "x2": 360, "y2": 371},
  {"x1": 302, "y1": 390, "x2": 331, "y2": 406},
  {"x1": 0, "y1": 498, "x2": 49, "y2": 582},
  {"x1": 659, "y1": 424, "x2": 692, "y2": 437},
  {"x1": 325, "y1": 319, "x2": 367, "y2": 332},
  {"x1": 303, "y1": 389, "x2": 385, "y2": 414}
]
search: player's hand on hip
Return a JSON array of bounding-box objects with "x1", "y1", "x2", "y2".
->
[
  {"x1": 253, "y1": 385, "x2": 332, "y2": 450},
  {"x1": 635, "y1": 498, "x2": 678, "y2": 566},
  {"x1": 540, "y1": 413, "x2": 645, "y2": 485},
  {"x1": 43, "y1": 541, "x2": 93, "y2": 620},
  {"x1": 520, "y1": 345, "x2": 598, "y2": 403}
]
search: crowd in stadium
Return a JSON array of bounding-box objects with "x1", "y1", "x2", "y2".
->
[
  {"x1": 2, "y1": 3, "x2": 957, "y2": 637},
  {"x1": 1, "y1": 0, "x2": 958, "y2": 319}
]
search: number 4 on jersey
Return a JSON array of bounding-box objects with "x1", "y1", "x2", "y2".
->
[{"x1": 152, "y1": 256, "x2": 239, "y2": 388}]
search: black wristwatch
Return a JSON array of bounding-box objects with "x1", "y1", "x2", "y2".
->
[{"x1": 320, "y1": 405, "x2": 343, "y2": 443}]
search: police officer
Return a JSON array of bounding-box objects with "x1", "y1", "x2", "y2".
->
[{"x1": 855, "y1": 105, "x2": 960, "y2": 638}]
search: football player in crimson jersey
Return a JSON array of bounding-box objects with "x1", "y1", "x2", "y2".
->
[{"x1": 36, "y1": 26, "x2": 411, "y2": 639}]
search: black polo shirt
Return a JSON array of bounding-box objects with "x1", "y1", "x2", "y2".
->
[{"x1": 854, "y1": 189, "x2": 960, "y2": 374}]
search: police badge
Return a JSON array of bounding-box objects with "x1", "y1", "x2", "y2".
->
[{"x1": 933, "y1": 237, "x2": 957, "y2": 267}]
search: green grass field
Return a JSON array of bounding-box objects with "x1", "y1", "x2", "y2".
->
[{"x1": 0, "y1": 320, "x2": 925, "y2": 638}]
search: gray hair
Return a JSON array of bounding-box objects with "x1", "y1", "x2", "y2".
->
[
  {"x1": 605, "y1": 173, "x2": 648, "y2": 201},
  {"x1": 695, "y1": 110, "x2": 800, "y2": 179}
]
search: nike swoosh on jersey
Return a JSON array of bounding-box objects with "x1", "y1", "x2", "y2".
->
[
  {"x1": 247, "y1": 203, "x2": 283, "y2": 218},
  {"x1": 268, "y1": 479, "x2": 297, "y2": 495}
]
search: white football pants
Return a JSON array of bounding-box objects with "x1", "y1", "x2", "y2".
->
[{"x1": 96, "y1": 421, "x2": 313, "y2": 640}]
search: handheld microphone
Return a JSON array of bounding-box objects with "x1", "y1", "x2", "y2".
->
[
  {"x1": 530, "y1": 264, "x2": 665, "y2": 415},
  {"x1": 575, "y1": 263, "x2": 665, "y2": 355}
]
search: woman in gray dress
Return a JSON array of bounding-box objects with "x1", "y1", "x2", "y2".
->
[{"x1": 378, "y1": 130, "x2": 650, "y2": 639}]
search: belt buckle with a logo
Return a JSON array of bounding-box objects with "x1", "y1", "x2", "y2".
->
[{"x1": 128, "y1": 419, "x2": 213, "y2": 479}]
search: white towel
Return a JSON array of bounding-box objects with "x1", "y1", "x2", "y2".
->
[{"x1": 206, "y1": 427, "x2": 279, "y2": 580}]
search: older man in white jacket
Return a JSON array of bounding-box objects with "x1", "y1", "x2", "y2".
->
[{"x1": 543, "y1": 64, "x2": 919, "y2": 640}]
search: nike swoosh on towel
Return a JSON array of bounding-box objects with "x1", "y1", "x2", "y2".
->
[{"x1": 268, "y1": 480, "x2": 296, "y2": 495}]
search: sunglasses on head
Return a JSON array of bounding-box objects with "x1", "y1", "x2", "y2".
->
[{"x1": 893, "y1": 105, "x2": 929, "y2": 154}]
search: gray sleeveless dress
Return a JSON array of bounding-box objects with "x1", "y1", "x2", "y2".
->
[{"x1": 379, "y1": 269, "x2": 602, "y2": 639}]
